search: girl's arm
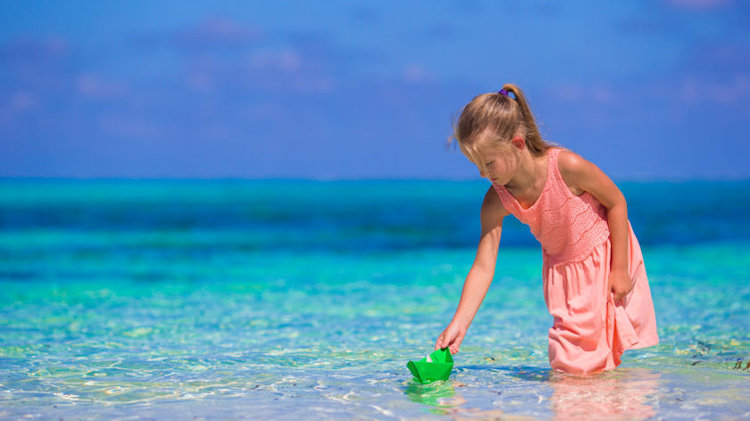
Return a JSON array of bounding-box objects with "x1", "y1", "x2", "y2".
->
[
  {"x1": 435, "y1": 186, "x2": 509, "y2": 354},
  {"x1": 557, "y1": 150, "x2": 633, "y2": 302}
]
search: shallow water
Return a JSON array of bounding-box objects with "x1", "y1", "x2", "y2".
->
[{"x1": 1, "y1": 180, "x2": 748, "y2": 420}]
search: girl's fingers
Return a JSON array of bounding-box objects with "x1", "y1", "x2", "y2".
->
[
  {"x1": 441, "y1": 336, "x2": 454, "y2": 350},
  {"x1": 437, "y1": 326, "x2": 464, "y2": 351},
  {"x1": 437, "y1": 331, "x2": 452, "y2": 350}
]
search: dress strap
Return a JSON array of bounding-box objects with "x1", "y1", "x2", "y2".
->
[{"x1": 546, "y1": 147, "x2": 575, "y2": 198}]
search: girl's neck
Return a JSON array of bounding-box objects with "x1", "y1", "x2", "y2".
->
[{"x1": 505, "y1": 149, "x2": 547, "y2": 193}]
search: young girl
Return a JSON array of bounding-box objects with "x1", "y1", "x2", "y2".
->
[{"x1": 435, "y1": 83, "x2": 659, "y2": 374}]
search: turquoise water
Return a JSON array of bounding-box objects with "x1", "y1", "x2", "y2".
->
[{"x1": 1, "y1": 179, "x2": 748, "y2": 419}]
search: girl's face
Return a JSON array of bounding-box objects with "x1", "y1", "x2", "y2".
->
[{"x1": 473, "y1": 143, "x2": 520, "y2": 186}]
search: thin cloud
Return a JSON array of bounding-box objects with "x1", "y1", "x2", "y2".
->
[
  {"x1": 136, "y1": 17, "x2": 263, "y2": 51},
  {"x1": 0, "y1": 37, "x2": 69, "y2": 61},
  {"x1": 664, "y1": 0, "x2": 733, "y2": 10},
  {"x1": 76, "y1": 74, "x2": 128, "y2": 99},
  {"x1": 402, "y1": 64, "x2": 437, "y2": 84},
  {"x1": 0, "y1": 91, "x2": 39, "y2": 125}
]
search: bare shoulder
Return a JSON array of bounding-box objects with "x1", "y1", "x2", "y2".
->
[
  {"x1": 556, "y1": 149, "x2": 589, "y2": 176},
  {"x1": 481, "y1": 185, "x2": 510, "y2": 220},
  {"x1": 556, "y1": 148, "x2": 624, "y2": 205}
]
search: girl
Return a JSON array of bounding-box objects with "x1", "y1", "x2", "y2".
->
[{"x1": 435, "y1": 83, "x2": 659, "y2": 374}]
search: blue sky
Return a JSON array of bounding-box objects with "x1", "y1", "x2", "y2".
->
[{"x1": 1, "y1": 0, "x2": 749, "y2": 179}]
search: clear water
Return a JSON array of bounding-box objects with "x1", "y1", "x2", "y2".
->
[{"x1": 1, "y1": 179, "x2": 748, "y2": 420}]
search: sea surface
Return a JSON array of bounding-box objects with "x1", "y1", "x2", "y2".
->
[{"x1": 1, "y1": 179, "x2": 748, "y2": 420}]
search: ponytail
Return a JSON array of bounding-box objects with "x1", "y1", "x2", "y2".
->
[{"x1": 501, "y1": 83, "x2": 552, "y2": 157}]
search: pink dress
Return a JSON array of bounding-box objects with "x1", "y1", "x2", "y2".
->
[{"x1": 491, "y1": 147, "x2": 659, "y2": 374}]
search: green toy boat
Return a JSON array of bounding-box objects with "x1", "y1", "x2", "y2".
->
[{"x1": 407, "y1": 348, "x2": 454, "y2": 383}]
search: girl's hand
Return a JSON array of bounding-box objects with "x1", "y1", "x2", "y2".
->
[
  {"x1": 435, "y1": 321, "x2": 468, "y2": 355},
  {"x1": 608, "y1": 268, "x2": 634, "y2": 305}
]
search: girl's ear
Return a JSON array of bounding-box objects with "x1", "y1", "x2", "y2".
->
[{"x1": 511, "y1": 136, "x2": 525, "y2": 149}]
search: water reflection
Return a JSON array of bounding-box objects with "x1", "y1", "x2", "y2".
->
[
  {"x1": 403, "y1": 380, "x2": 458, "y2": 415},
  {"x1": 403, "y1": 366, "x2": 660, "y2": 420},
  {"x1": 547, "y1": 368, "x2": 661, "y2": 420},
  {"x1": 403, "y1": 379, "x2": 511, "y2": 419}
]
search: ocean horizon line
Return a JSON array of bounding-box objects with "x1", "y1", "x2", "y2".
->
[{"x1": 1, "y1": 175, "x2": 749, "y2": 184}]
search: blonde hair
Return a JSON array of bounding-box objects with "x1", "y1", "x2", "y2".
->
[{"x1": 446, "y1": 83, "x2": 556, "y2": 175}]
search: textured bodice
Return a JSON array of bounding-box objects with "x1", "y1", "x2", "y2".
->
[{"x1": 492, "y1": 147, "x2": 611, "y2": 265}]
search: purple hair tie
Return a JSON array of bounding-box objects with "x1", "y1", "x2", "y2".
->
[{"x1": 498, "y1": 89, "x2": 509, "y2": 97}]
